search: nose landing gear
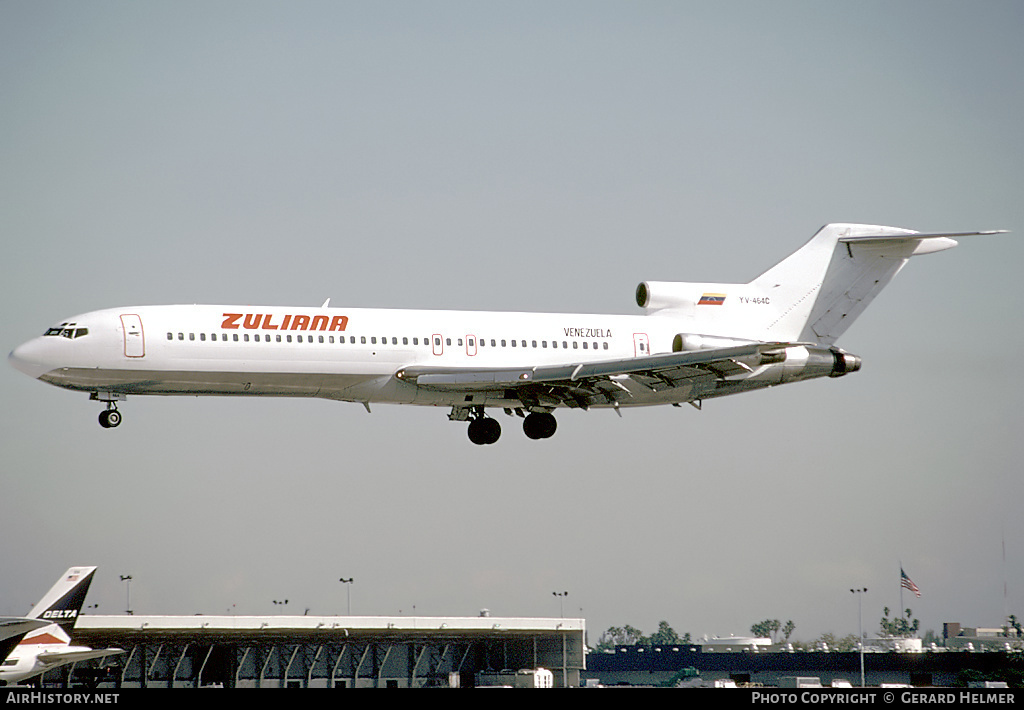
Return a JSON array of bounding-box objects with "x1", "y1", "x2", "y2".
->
[
  {"x1": 91, "y1": 392, "x2": 125, "y2": 429},
  {"x1": 98, "y1": 405, "x2": 121, "y2": 429}
]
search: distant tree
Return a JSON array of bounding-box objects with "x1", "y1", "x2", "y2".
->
[
  {"x1": 782, "y1": 620, "x2": 796, "y2": 642},
  {"x1": 595, "y1": 625, "x2": 645, "y2": 651},
  {"x1": 834, "y1": 634, "x2": 858, "y2": 652},
  {"x1": 751, "y1": 619, "x2": 789, "y2": 642},
  {"x1": 879, "y1": 607, "x2": 920, "y2": 638},
  {"x1": 594, "y1": 622, "x2": 692, "y2": 651},
  {"x1": 1008, "y1": 615, "x2": 1022, "y2": 638},
  {"x1": 650, "y1": 620, "x2": 681, "y2": 645}
]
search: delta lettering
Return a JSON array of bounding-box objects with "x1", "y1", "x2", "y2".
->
[
  {"x1": 41, "y1": 609, "x2": 77, "y2": 620},
  {"x1": 221, "y1": 313, "x2": 349, "y2": 332}
]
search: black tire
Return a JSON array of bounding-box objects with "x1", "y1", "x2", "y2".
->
[
  {"x1": 481, "y1": 417, "x2": 501, "y2": 444},
  {"x1": 468, "y1": 418, "x2": 489, "y2": 445},
  {"x1": 98, "y1": 411, "x2": 111, "y2": 428},
  {"x1": 523, "y1": 412, "x2": 557, "y2": 440},
  {"x1": 468, "y1": 417, "x2": 501, "y2": 445}
]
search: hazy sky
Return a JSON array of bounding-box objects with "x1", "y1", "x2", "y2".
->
[{"x1": 2, "y1": 1, "x2": 1022, "y2": 645}]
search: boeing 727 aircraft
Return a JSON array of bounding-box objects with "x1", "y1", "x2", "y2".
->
[{"x1": 8, "y1": 224, "x2": 999, "y2": 444}]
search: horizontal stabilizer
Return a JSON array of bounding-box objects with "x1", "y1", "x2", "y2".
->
[
  {"x1": 838, "y1": 229, "x2": 1006, "y2": 242},
  {"x1": 37, "y1": 647, "x2": 124, "y2": 668}
]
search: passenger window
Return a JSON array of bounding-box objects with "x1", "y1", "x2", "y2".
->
[
  {"x1": 603, "y1": 342, "x2": 609, "y2": 350},
  {"x1": 501, "y1": 340, "x2": 506, "y2": 347},
  {"x1": 532, "y1": 340, "x2": 537, "y2": 348},
  {"x1": 446, "y1": 338, "x2": 451, "y2": 346},
  {"x1": 403, "y1": 337, "x2": 409, "y2": 345},
  {"x1": 233, "y1": 334, "x2": 239, "y2": 342},
  {"x1": 511, "y1": 340, "x2": 517, "y2": 347},
  {"x1": 458, "y1": 338, "x2": 463, "y2": 346},
  {"x1": 167, "y1": 333, "x2": 173, "y2": 340},
  {"x1": 178, "y1": 333, "x2": 184, "y2": 340},
  {"x1": 319, "y1": 335, "x2": 324, "y2": 343},
  {"x1": 190, "y1": 333, "x2": 195, "y2": 341},
  {"x1": 491, "y1": 339, "x2": 496, "y2": 347},
  {"x1": 573, "y1": 342, "x2": 578, "y2": 349},
  {"x1": 200, "y1": 333, "x2": 206, "y2": 341}
]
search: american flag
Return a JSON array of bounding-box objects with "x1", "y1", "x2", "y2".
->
[{"x1": 901, "y1": 568, "x2": 921, "y2": 598}]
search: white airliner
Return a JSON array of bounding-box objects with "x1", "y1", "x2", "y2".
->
[
  {"x1": 9, "y1": 224, "x2": 1000, "y2": 444},
  {"x1": 0, "y1": 566, "x2": 122, "y2": 685}
]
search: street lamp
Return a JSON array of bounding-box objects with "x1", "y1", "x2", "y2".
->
[
  {"x1": 552, "y1": 591, "x2": 568, "y2": 618},
  {"x1": 120, "y1": 575, "x2": 133, "y2": 615},
  {"x1": 339, "y1": 577, "x2": 354, "y2": 615},
  {"x1": 850, "y1": 587, "x2": 868, "y2": 687}
]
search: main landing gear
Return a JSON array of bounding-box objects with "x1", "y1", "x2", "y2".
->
[
  {"x1": 467, "y1": 415, "x2": 501, "y2": 445},
  {"x1": 460, "y1": 407, "x2": 558, "y2": 445},
  {"x1": 522, "y1": 412, "x2": 557, "y2": 440}
]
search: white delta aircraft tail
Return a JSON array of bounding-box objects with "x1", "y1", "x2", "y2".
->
[
  {"x1": 0, "y1": 566, "x2": 122, "y2": 685},
  {"x1": 8, "y1": 223, "x2": 1003, "y2": 444}
]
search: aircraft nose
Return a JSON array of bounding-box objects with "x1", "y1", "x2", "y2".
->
[{"x1": 9, "y1": 338, "x2": 53, "y2": 380}]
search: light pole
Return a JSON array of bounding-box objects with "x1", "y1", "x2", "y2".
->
[
  {"x1": 339, "y1": 578, "x2": 353, "y2": 615},
  {"x1": 552, "y1": 591, "x2": 568, "y2": 618},
  {"x1": 850, "y1": 587, "x2": 868, "y2": 687},
  {"x1": 120, "y1": 575, "x2": 133, "y2": 615}
]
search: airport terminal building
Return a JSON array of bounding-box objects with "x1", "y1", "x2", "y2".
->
[{"x1": 63, "y1": 614, "x2": 585, "y2": 688}]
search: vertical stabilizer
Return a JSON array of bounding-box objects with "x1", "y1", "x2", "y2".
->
[
  {"x1": 24, "y1": 566, "x2": 97, "y2": 634},
  {"x1": 751, "y1": 224, "x2": 961, "y2": 345}
]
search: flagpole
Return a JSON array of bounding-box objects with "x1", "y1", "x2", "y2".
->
[{"x1": 899, "y1": 561, "x2": 904, "y2": 626}]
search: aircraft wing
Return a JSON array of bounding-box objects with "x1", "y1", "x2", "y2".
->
[
  {"x1": 396, "y1": 342, "x2": 790, "y2": 409},
  {"x1": 36, "y1": 647, "x2": 123, "y2": 668}
]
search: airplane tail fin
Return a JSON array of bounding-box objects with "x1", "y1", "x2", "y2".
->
[
  {"x1": 24, "y1": 566, "x2": 97, "y2": 635},
  {"x1": 748, "y1": 223, "x2": 1000, "y2": 345},
  {"x1": 638, "y1": 224, "x2": 1002, "y2": 348}
]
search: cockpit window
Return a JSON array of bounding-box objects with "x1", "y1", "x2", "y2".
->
[{"x1": 43, "y1": 325, "x2": 88, "y2": 339}]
